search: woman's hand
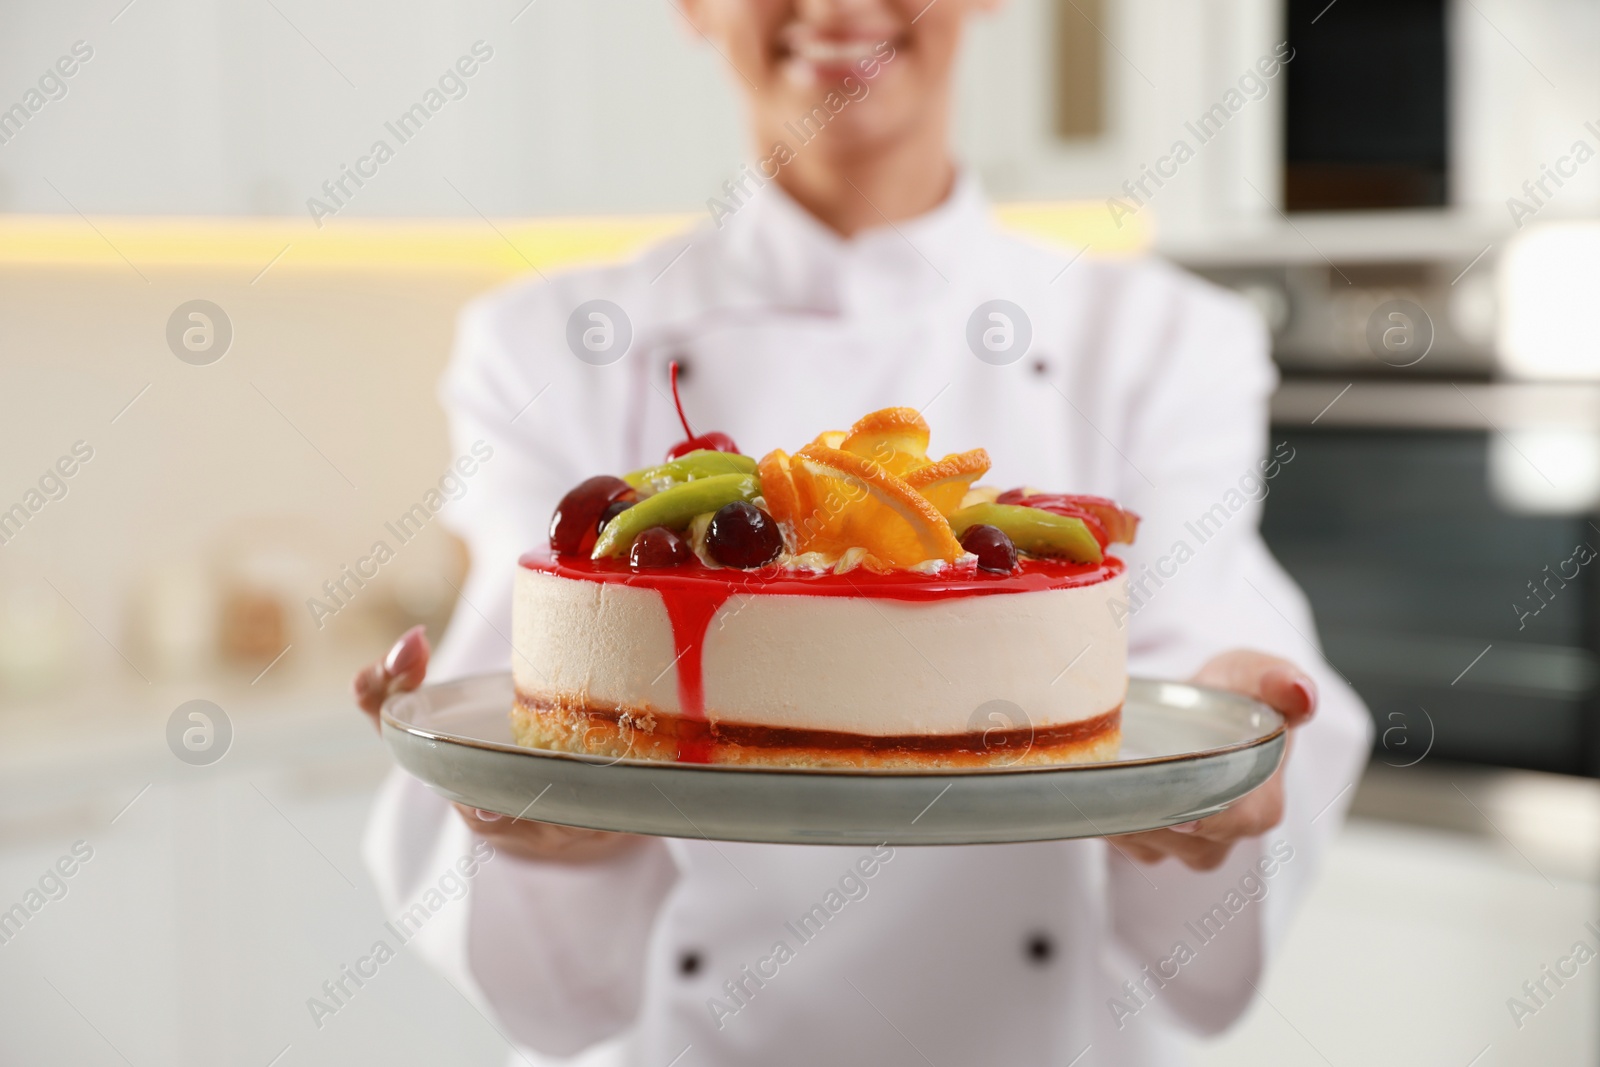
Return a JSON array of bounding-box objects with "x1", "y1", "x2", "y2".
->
[
  {"x1": 353, "y1": 626, "x2": 646, "y2": 864},
  {"x1": 1108, "y1": 650, "x2": 1318, "y2": 872}
]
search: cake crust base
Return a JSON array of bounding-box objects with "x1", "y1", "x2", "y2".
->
[{"x1": 512, "y1": 692, "x2": 1121, "y2": 769}]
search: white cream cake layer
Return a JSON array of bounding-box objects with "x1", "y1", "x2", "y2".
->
[{"x1": 512, "y1": 568, "x2": 1128, "y2": 736}]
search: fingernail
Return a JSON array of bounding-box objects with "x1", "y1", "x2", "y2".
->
[
  {"x1": 474, "y1": 808, "x2": 503, "y2": 822},
  {"x1": 1292, "y1": 678, "x2": 1317, "y2": 713},
  {"x1": 385, "y1": 625, "x2": 426, "y2": 676},
  {"x1": 1171, "y1": 821, "x2": 1201, "y2": 834}
]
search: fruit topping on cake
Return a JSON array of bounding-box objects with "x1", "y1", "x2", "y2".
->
[
  {"x1": 521, "y1": 389, "x2": 1140, "y2": 768},
  {"x1": 591, "y1": 472, "x2": 760, "y2": 561},
  {"x1": 948, "y1": 502, "x2": 1106, "y2": 564},
  {"x1": 547, "y1": 393, "x2": 1139, "y2": 575}
]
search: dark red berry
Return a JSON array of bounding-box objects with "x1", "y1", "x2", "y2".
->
[
  {"x1": 550, "y1": 476, "x2": 634, "y2": 555},
  {"x1": 629, "y1": 527, "x2": 692, "y2": 569},
  {"x1": 706, "y1": 501, "x2": 783, "y2": 568},
  {"x1": 597, "y1": 499, "x2": 633, "y2": 535},
  {"x1": 961, "y1": 524, "x2": 1018, "y2": 574}
]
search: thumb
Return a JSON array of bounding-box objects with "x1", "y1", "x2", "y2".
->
[
  {"x1": 1191, "y1": 649, "x2": 1317, "y2": 728},
  {"x1": 352, "y1": 625, "x2": 431, "y2": 723},
  {"x1": 383, "y1": 624, "x2": 430, "y2": 691}
]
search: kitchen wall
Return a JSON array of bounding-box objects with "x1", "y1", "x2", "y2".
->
[
  {"x1": 0, "y1": 261, "x2": 486, "y2": 701},
  {"x1": 4, "y1": 0, "x2": 1592, "y2": 247}
]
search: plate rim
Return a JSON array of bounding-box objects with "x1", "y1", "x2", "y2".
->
[{"x1": 381, "y1": 672, "x2": 1287, "y2": 779}]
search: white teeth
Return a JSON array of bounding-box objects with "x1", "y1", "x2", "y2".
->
[{"x1": 790, "y1": 38, "x2": 881, "y2": 65}]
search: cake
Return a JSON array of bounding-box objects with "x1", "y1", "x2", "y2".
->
[{"x1": 511, "y1": 366, "x2": 1137, "y2": 769}]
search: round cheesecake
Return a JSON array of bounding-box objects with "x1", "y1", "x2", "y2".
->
[{"x1": 511, "y1": 553, "x2": 1127, "y2": 768}]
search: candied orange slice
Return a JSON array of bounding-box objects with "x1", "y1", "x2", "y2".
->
[
  {"x1": 839, "y1": 407, "x2": 931, "y2": 476},
  {"x1": 812, "y1": 430, "x2": 847, "y2": 449},
  {"x1": 903, "y1": 448, "x2": 992, "y2": 515},
  {"x1": 757, "y1": 449, "x2": 802, "y2": 551},
  {"x1": 787, "y1": 445, "x2": 964, "y2": 567}
]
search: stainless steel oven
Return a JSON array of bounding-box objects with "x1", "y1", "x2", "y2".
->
[{"x1": 1259, "y1": 381, "x2": 1600, "y2": 776}]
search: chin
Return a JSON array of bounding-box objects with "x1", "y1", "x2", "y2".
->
[
  {"x1": 759, "y1": 81, "x2": 930, "y2": 165},
  {"x1": 805, "y1": 106, "x2": 910, "y2": 156}
]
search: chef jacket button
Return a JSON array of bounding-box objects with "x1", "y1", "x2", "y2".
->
[
  {"x1": 678, "y1": 950, "x2": 703, "y2": 977},
  {"x1": 1025, "y1": 932, "x2": 1054, "y2": 965},
  {"x1": 672, "y1": 356, "x2": 693, "y2": 382}
]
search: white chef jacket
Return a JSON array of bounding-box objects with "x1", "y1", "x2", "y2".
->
[{"x1": 363, "y1": 173, "x2": 1372, "y2": 1066}]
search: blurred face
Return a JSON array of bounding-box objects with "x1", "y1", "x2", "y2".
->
[{"x1": 681, "y1": 0, "x2": 995, "y2": 158}]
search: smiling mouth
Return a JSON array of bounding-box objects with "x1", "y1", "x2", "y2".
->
[{"x1": 777, "y1": 27, "x2": 901, "y2": 81}]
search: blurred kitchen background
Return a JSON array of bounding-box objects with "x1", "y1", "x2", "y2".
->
[{"x1": 2, "y1": 0, "x2": 1599, "y2": 1063}]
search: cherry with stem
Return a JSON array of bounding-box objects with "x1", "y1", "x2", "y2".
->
[{"x1": 664, "y1": 360, "x2": 740, "y2": 460}]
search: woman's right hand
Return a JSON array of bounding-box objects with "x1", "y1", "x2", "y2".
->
[{"x1": 353, "y1": 625, "x2": 645, "y2": 864}]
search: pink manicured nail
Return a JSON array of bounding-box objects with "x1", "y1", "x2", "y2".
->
[
  {"x1": 1292, "y1": 677, "x2": 1317, "y2": 713},
  {"x1": 385, "y1": 625, "x2": 426, "y2": 677},
  {"x1": 474, "y1": 808, "x2": 503, "y2": 822},
  {"x1": 1171, "y1": 821, "x2": 1201, "y2": 834}
]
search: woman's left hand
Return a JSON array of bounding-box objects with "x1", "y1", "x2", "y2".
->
[{"x1": 1109, "y1": 650, "x2": 1318, "y2": 871}]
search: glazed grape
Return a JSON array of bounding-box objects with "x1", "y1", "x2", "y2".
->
[
  {"x1": 550, "y1": 476, "x2": 634, "y2": 555},
  {"x1": 705, "y1": 501, "x2": 783, "y2": 568},
  {"x1": 597, "y1": 499, "x2": 633, "y2": 534},
  {"x1": 960, "y1": 524, "x2": 1018, "y2": 574},
  {"x1": 629, "y1": 526, "x2": 692, "y2": 569}
]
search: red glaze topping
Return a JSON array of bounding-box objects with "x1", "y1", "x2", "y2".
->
[{"x1": 521, "y1": 551, "x2": 1123, "y2": 601}]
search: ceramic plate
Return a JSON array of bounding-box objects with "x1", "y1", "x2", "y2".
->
[{"x1": 382, "y1": 673, "x2": 1285, "y2": 846}]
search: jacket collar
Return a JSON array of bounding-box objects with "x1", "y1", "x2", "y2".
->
[{"x1": 711, "y1": 168, "x2": 991, "y2": 315}]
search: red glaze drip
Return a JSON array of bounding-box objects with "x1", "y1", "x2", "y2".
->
[
  {"x1": 657, "y1": 580, "x2": 733, "y2": 763},
  {"x1": 519, "y1": 552, "x2": 1124, "y2": 764}
]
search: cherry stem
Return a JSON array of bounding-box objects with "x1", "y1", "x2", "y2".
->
[{"x1": 669, "y1": 360, "x2": 695, "y2": 440}]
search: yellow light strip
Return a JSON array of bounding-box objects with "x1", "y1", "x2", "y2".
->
[
  {"x1": 0, "y1": 201, "x2": 1147, "y2": 274},
  {"x1": 994, "y1": 201, "x2": 1151, "y2": 257}
]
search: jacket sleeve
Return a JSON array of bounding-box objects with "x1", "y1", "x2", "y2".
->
[
  {"x1": 361, "y1": 287, "x2": 681, "y2": 1057},
  {"x1": 1103, "y1": 266, "x2": 1373, "y2": 1034}
]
